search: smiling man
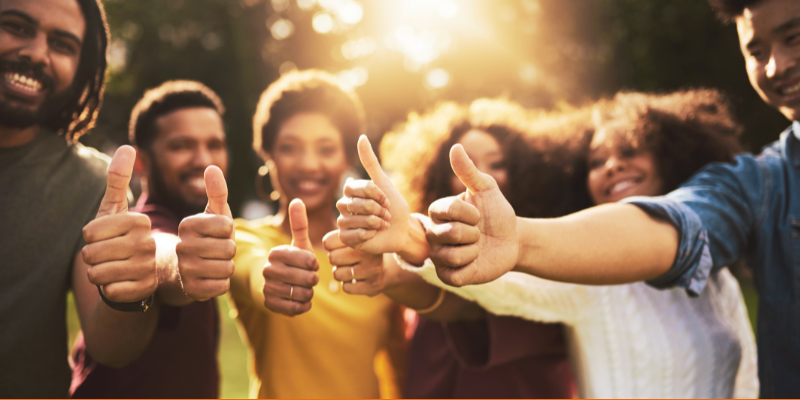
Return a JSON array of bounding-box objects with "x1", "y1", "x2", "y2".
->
[
  {"x1": 423, "y1": 0, "x2": 800, "y2": 397},
  {"x1": 0, "y1": 2, "x2": 234, "y2": 398},
  {"x1": 70, "y1": 80, "x2": 230, "y2": 398}
]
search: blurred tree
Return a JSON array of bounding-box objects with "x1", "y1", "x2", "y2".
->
[{"x1": 86, "y1": 0, "x2": 788, "y2": 218}]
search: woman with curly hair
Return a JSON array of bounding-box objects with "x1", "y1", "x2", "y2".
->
[
  {"x1": 325, "y1": 98, "x2": 590, "y2": 398},
  {"x1": 230, "y1": 70, "x2": 404, "y2": 398},
  {"x1": 335, "y1": 89, "x2": 759, "y2": 398}
]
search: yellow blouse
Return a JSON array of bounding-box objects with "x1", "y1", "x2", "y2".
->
[{"x1": 230, "y1": 217, "x2": 404, "y2": 399}]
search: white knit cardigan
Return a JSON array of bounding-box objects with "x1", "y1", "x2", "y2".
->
[{"x1": 406, "y1": 261, "x2": 759, "y2": 399}]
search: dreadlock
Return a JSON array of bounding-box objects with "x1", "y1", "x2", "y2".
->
[{"x1": 44, "y1": 0, "x2": 109, "y2": 141}]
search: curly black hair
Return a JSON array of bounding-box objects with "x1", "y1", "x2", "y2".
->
[{"x1": 595, "y1": 89, "x2": 743, "y2": 194}]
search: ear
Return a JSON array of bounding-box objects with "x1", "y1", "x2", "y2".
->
[{"x1": 133, "y1": 146, "x2": 150, "y2": 177}]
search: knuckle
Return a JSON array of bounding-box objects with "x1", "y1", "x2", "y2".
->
[{"x1": 224, "y1": 239, "x2": 237, "y2": 258}]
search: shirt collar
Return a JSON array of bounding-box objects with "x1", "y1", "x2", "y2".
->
[{"x1": 791, "y1": 121, "x2": 800, "y2": 168}]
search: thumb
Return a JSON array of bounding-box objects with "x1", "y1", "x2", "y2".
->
[
  {"x1": 204, "y1": 165, "x2": 231, "y2": 218},
  {"x1": 450, "y1": 144, "x2": 497, "y2": 195},
  {"x1": 289, "y1": 198, "x2": 313, "y2": 252},
  {"x1": 96, "y1": 145, "x2": 135, "y2": 218},
  {"x1": 357, "y1": 135, "x2": 393, "y2": 188}
]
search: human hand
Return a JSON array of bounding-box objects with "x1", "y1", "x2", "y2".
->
[
  {"x1": 82, "y1": 146, "x2": 158, "y2": 303},
  {"x1": 428, "y1": 144, "x2": 519, "y2": 286},
  {"x1": 336, "y1": 135, "x2": 409, "y2": 254},
  {"x1": 176, "y1": 166, "x2": 236, "y2": 301},
  {"x1": 323, "y1": 230, "x2": 387, "y2": 296},
  {"x1": 262, "y1": 199, "x2": 320, "y2": 316}
]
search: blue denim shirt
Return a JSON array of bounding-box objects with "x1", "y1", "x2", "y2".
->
[{"x1": 622, "y1": 121, "x2": 800, "y2": 397}]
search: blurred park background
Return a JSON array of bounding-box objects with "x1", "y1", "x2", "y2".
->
[{"x1": 66, "y1": 0, "x2": 782, "y2": 397}]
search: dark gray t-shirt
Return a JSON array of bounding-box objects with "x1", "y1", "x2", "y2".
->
[{"x1": 0, "y1": 130, "x2": 108, "y2": 398}]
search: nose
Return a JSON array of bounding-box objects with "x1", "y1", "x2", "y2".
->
[
  {"x1": 604, "y1": 156, "x2": 626, "y2": 176},
  {"x1": 766, "y1": 45, "x2": 798, "y2": 80},
  {"x1": 17, "y1": 33, "x2": 50, "y2": 68},
  {"x1": 192, "y1": 146, "x2": 214, "y2": 169},
  {"x1": 298, "y1": 149, "x2": 322, "y2": 172}
]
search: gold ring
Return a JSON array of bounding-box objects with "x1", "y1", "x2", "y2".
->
[
  {"x1": 289, "y1": 285, "x2": 294, "y2": 301},
  {"x1": 347, "y1": 201, "x2": 358, "y2": 215},
  {"x1": 350, "y1": 267, "x2": 356, "y2": 284}
]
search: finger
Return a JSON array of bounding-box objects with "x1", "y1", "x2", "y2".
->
[
  {"x1": 425, "y1": 222, "x2": 481, "y2": 246},
  {"x1": 264, "y1": 280, "x2": 314, "y2": 303},
  {"x1": 429, "y1": 243, "x2": 480, "y2": 269},
  {"x1": 338, "y1": 228, "x2": 378, "y2": 249},
  {"x1": 83, "y1": 213, "x2": 150, "y2": 244},
  {"x1": 87, "y1": 259, "x2": 153, "y2": 285},
  {"x1": 177, "y1": 236, "x2": 236, "y2": 261},
  {"x1": 182, "y1": 278, "x2": 231, "y2": 301},
  {"x1": 264, "y1": 296, "x2": 313, "y2": 316},
  {"x1": 263, "y1": 262, "x2": 320, "y2": 288},
  {"x1": 435, "y1": 262, "x2": 478, "y2": 288},
  {"x1": 342, "y1": 280, "x2": 382, "y2": 296},
  {"x1": 322, "y1": 230, "x2": 346, "y2": 252},
  {"x1": 332, "y1": 264, "x2": 380, "y2": 282},
  {"x1": 428, "y1": 197, "x2": 481, "y2": 225},
  {"x1": 100, "y1": 279, "x2": 157, "y2": 303},
  {"x1": 337, "y1": 214, "x2": 386, "y2": 231},
  {"x1": 268, "y1": 246, "x2": 319, "y2": 271},
  {"x1": 96, "y1": 145, "x2": 136, "y2": 218},
  {"x1": 179, "y1": 214, "x2": 235, "y2": 239},
  {"x1": 336, "y1": 197, "x2": 391, "y2": 221},
  {"x1": 357, "y1": 135, "x2": 393, "y2": 208},
  {"x1": 180, "y1": 259, "x2": 236, "y2": 280},
  {"x1": 289, "y1": 199, "x2": 313, "y2": 252},
  {"x1": 82, "y1": 235, "x2": 154, "y2": 265},
  {"x1": 204, "y1": 165, "x2": 232, "y2": 218},
  {"x1": 327, "y1": 247, "x2": 364, "y2": 267},
  {"x1": 450, "y1": 144, "x2": 498, "y2": 195},
  {"x1": 343, "y1": 180, "x2": 390, "y2": 209}
]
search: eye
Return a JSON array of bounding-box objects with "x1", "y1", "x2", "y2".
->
[
  {"x1": 276, "y1": 143, "x2": 295, "y2": 154},
  {"x1": 318, "y1": 145, "x2": 338, "y2": 156},
  {"x1": 788, "y1": 32, "x2": 800, "y2": 45},
  {"x1": 588, "y1": 158, "x2": 605, "y2": 169},
  {"x1": 620, "y1": 148, "x2": 637, "y2": 158},
  {"x1": 489, "y1": 160, "x2": 506, "y2": 170},
  {"x1": 49, "y1": 37, "x2": 77, "y2": 55},
  {"x1": 1, "y1": 20, "x2": 33, "y2": 37}
]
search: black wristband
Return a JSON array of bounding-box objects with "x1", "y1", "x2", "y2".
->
[{"x1": 97, "y1": 285, "x2": 154, "y2": 312}]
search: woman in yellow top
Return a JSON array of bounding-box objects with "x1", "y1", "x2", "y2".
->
[{"x1": 230, "y1": 70, "x2": 404, "y2": 399}]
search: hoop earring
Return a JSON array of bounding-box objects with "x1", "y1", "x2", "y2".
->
[{"x1": 256, "y1": 164, "x2": 281, "y2": 201}]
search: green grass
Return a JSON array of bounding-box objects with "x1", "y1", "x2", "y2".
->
[{"x1": 66, "y1": 293, "x2": 251, "y2": 399}]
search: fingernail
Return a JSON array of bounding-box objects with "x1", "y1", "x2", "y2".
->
[
  {"x1": 384, "y1": 210, "x2": 392, "y2": 221},
  {"x1": 384, "y1": 221, "x2": 391, "y2": 230},
  {"x1": 383, "y1": 199, "x2": 391, "y2": 209}
]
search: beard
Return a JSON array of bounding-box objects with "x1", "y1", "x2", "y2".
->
[
  {"x1": 0, "y1": 59, "x2": 67, "y2": 129},
  {"x1": 148, "y1": 157, "x2": 208, "y2": 218}
]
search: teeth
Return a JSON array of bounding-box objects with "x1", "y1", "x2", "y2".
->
[
  {"x1": 783, "y1": 82, "x2": 800, "y2": 95},
  {"x1": 188, "y1": 177, "x2": 205, "y2": 191},
  {"x1": 609, "y1": 179, "x2": 637, "y2": 195},
  {"x1": 298, "y1": 180, "x2": 322, "y2": 191},
  {"x1": 3, "y1": 72, "x2": 43, "y2": 93}
]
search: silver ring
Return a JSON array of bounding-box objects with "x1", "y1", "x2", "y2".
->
[
  {"x1": 350, "y1": 267, "x2": 357, "y2": 284},
  {"x1": 289, "y1": 285, "x2": 294, "y2": 301}
]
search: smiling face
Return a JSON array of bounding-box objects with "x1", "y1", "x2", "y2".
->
[
  {"x1": 144, "y1": 107, "x2": 228, "y2": 214},
  {"x1": 0, "y1": 0, "x2": 85, "y2": 129},
  {"x1": 737, "y1": 0, "x2": 800, "y2": 121},
  {"x1": 587, "y1": 128, "x2": 664, "y2": 205},
  {"x1": 267, "y1": 112, "x2": 349, "y2": 212},
  {"x1": 450, "y1": 129, "x2": 509, "y2": 194}
]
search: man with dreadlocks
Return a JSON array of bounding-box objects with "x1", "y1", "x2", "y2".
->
[{"x1": 0, "y1": 0, "x2": 235, "y2": 397}]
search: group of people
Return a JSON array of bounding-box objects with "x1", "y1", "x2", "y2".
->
[{"x1": 1, "y1": 0, "x2": 799, "y2": 398}]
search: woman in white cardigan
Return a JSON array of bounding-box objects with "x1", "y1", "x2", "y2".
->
[{"x1": 335, "y1": 89, "x2": 758, "y2": 398}]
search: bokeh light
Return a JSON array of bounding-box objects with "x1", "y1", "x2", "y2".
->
[
  {"x1": 270, "y1": 19, "x2": 295, "y2": 40},
  {"x1": 425, "y1": 68, "x2": 450, "y2": 89},
  {"x1": 312, "y1": 12, "x2": 335, "y2": 34}
]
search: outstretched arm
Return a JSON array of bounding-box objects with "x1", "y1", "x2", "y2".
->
[{"x1": 428, "y1": 143, "x2": 677, "y2": 286}]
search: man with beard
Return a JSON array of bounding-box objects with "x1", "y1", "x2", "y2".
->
[
  {"x1": 71, "y1": 80, "x2": 229, "y2": 398},
  {"x1": 0, "y1": 1, "x2": 236, "y2": 397}
]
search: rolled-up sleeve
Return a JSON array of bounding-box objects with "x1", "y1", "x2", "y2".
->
[{"x1": 621, "y1": 153, "x2": 767, "y2": 296}]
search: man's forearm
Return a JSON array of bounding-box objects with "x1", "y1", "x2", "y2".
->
[{"x1": 514, "y1": 203, "x2": 679, "y2": 284}]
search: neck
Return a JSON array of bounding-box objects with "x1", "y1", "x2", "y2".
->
[
  {"x1": 274, "y1": 200, "x2": 338, "y2": 249},
  {"x1": 0, "y1": 124, "x2": 41, "y2": 148}
]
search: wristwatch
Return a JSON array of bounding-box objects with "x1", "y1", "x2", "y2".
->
[{"x1": 97, "y1": 285, "x2": 154, "y2": 312}]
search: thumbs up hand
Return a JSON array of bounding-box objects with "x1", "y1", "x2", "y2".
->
[
  {"x1": 82, "y1": 146, "x2": 158, "y2": 303},
  {"x1": 176, "y1": 166, "x2": 236, "y2": 301},
  {"x1": 336, "y1": 135, "x2": 409, "y2": 254},
  {"x1": 262, "y1": 199, "x2": 320, "y2": 316},
  {"x1": 427, "y1": 144, "x2": 519, "y2": 287}
]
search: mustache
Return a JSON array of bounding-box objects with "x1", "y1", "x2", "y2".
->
[
  {"x1": 0, "y1": 59, "x2": 54, "y2": 91},
  {"x1": 179, "y1": 169, "x2": 208, "y2": 182}
]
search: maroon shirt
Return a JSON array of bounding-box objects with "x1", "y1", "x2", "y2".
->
[
  {"x1": 405, "y1": 314, "x2": 574, "y2": 399},
  {"x1": 70, "y1": 194, "x2": 220, "y2": 399}
]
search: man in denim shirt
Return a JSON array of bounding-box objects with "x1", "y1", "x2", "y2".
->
[{"x1": 422, "y1": 0, "x2": 800, "y2": 396}]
